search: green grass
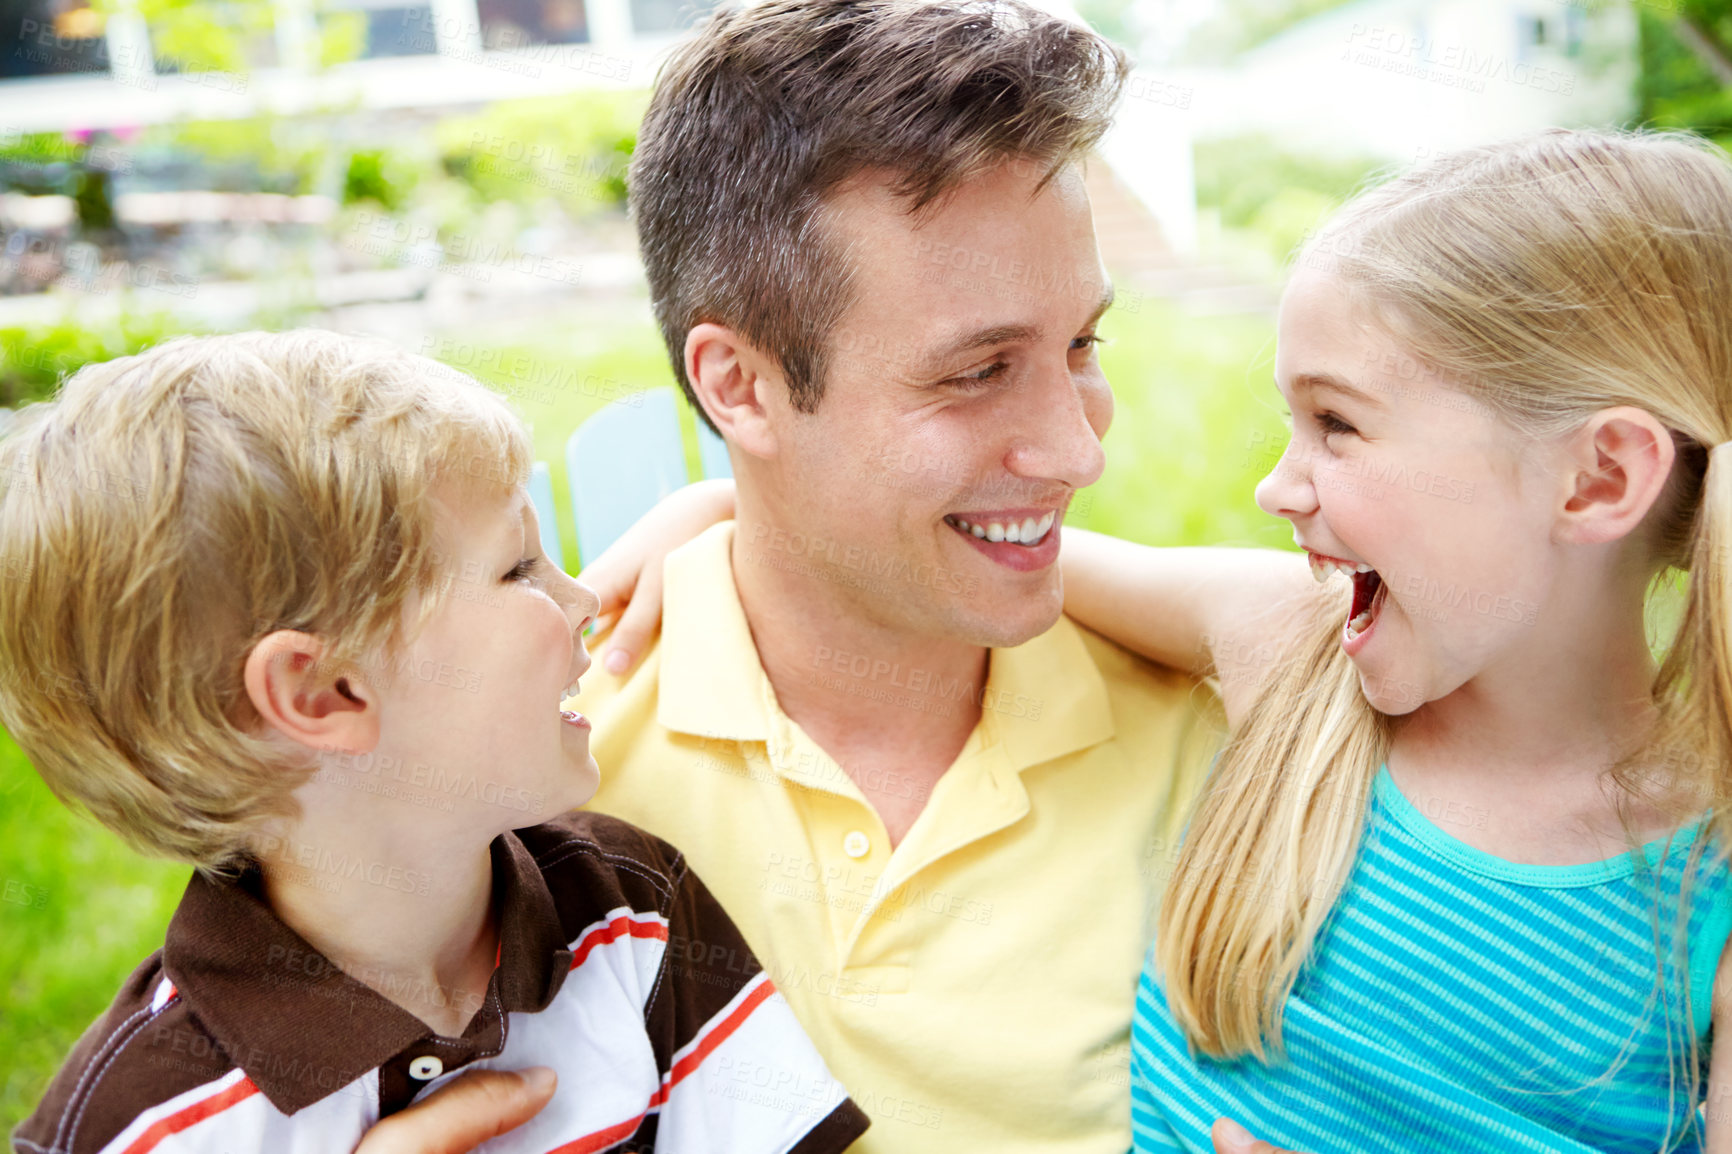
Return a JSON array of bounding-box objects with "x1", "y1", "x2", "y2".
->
[
  {"x1": 0, "y1": 730, "x2": 190, "y2": 1126},
  {"x1": 0, "y1": 296, "x2": 1283, "y2": 1132}
]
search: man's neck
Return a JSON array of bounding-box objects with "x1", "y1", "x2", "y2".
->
[{"x1": 730, "y1": 519, "x2": 986, "y2": 844}]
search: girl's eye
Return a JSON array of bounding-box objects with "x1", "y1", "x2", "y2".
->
[
  {"x1": 1316, "y1": 411, "x2": 1357, "y2": 437},
  {"x1": 504, "y1": 558, "x2": 537, "y2": 582},
  {"x1": 1071, "y1": 334, "x2": 1105, "y2": 353}
]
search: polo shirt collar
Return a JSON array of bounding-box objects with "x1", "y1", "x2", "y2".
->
[
  {"x1": 162, "y1": 828, "x2": 573, "y2": 1115},
  {"x1": 656, "y1": 521, "x2": 1115, "y2": 766}
]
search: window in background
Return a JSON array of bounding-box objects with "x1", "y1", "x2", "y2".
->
[
  {"x1": 626, "y1": 0, "x2": 711, "y2": 36},
  {"x1": 480, "y1": 0, "x2": 586, "y2": 48},
  {"x1": 317, "y1": 0, "x2": 438, "y2": 60},
  {"x1": 2, "y1": 0, "x2": 109, "y2": 78}
]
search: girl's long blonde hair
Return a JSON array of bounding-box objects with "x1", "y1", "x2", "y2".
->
[{"x1": 1158, "y1": 130, "x2": 1732, "y2": 1066}]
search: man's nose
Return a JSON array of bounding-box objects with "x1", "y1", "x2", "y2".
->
[
  {"x1": 1004, "y1": 366, "x2": 1109, "y2": 490},
  {"x1": 1253, "y1": 439, "x2": 1318, "y2": 521}
]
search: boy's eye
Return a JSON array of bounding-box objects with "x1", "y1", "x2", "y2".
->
[{"x1": 503, "y1": 558, "x2": 537, "y2": 582}]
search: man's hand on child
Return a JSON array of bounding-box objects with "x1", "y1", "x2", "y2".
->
[
  {"x1": 350, "y1": 1067, "x2": 556, "y2": 1154},
  {"x1": 578, "y1": 478, "x2": 735, "y2": 676},
  {"x1": 1212, "y1": 1117, "x2": 1308, "y2": 1154}
]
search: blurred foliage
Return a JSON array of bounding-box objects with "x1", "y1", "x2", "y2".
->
[
  {"x1": 1193, "y1": 133, "x2": 1385, "y2": 263},
  {"x1": 0, "y1": 315, "x2": 193, "y2": 409},
  {"x1": 128, "y1": 0, "x2": 273, "y2": 72},
  {"x1": 343, "y1": 147, "x2": 421, "y2": 210},
  {"x1": 317, "y1": 10, "x2": 369, "y2": 67},
  {"x1": 1074, "y1": 0, "x2": 1140, "y2": 51},
  {"x1": 1180, "y1": 0, "x2": 1357, "y2": 63},
  {"x1": 137, "y1": 115, "x2": 334, "y2": 194},
  {"x1": 1638, "y1": 0, "x2": 1732, "y2": 147},
  {"x1": 435, "y1": 91, "x2": 646, "y2": 216}
]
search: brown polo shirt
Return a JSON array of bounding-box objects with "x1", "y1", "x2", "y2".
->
[{"x1": 12, "y1": 811, "x2": 868, "y2": 1154}]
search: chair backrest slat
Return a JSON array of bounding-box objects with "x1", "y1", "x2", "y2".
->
[{"x1": 566, "y1": 390, "x2": 689, "y2": 566}]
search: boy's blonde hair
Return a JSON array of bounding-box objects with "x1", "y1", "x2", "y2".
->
[
  {"x1": 1160, "y1": 130, "x2": 1732, "y2": 1084},
  {"x1": 0, "y1": 330, "x2": 533, "y2": 871}
]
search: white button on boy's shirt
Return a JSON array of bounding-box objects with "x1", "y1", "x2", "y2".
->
[
  {"x1": 842, "y1": 831, "x2": 870, "y2": 858},
  {"x1": 408, "y1": 1056, "x2": 443, "y2": 1081}
]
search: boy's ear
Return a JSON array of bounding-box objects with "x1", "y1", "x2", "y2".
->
[
  {"x1": 1555, "y1": 406, "x2": 1676, "y2": 547},
  {"x1": 684, "y1": 323, "x2": 787, "y2": 460},
  {"x1": 244, "y1": 630, "x2": 380, "y2": 755}
]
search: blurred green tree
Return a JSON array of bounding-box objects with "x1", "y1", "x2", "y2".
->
[{"x1": 1639, "y1": 0, "x2": 1732, "y2": 145}]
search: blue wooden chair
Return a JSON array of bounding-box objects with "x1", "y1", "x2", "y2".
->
[{"x1": 528, "y1": 389, "x2": 732, "y2": 573}]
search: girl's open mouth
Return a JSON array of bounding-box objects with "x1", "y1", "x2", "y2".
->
[
  {"x1": 1307, "y1": 551, "x2": 1386, "y2": 644},
  {"x1": 1347, "y1": 568, "x2": 1385, "y2": 642}
]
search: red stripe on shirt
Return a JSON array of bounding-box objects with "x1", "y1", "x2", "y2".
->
[
  {"x1": 568, "y1": 913, "x2": 669, "y2": 971},
  {"x1": 546, "y1": 1111, "x2": 650, "y2": 1154},
  {"x1": 118, "y1": 1074, "x2": 261, "y2": 1154},
  {"x1": 655, "y1": 974, "x2": 777, "y2": 1101},
  {"x1": 546, "y1": 974, "x2": 778, "y2": 1154}
]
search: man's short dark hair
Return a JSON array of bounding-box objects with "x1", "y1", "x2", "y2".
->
[{"x1": 629, "y1": 0, "x2": 1127, "y2": 425}]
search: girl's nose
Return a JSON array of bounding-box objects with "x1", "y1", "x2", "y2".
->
[{"x1": 1254, "y1": 441, "x2": 1319, "y2": 522}]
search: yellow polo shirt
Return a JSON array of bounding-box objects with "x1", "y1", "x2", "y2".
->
[{"x1": 576, "y1": 522, "x2": 1220, "y2": 1154}]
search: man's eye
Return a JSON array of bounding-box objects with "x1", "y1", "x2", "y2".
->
[
  {"x1": 503, "y1": 558, "x2": 537, "y2": 582},
  {"x1": 947, "y1": 362, "x2": 1007, "y2": 391}
]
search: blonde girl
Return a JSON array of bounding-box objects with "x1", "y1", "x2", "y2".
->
[{"x1": 582, "y1": 129, "x2": 1732, "y2": 1151}]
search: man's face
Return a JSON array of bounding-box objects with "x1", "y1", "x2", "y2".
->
[{"x1": 752, "y1": 159, "x2": 1113, "y2": 648}]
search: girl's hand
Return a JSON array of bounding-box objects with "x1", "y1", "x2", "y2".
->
[
  {"x1": 1211, "y1": 1117, "x2": 1308, "y2": 1154},
  {"x1": 577, "y1": 479, "x2": 736, "y2": 676}
]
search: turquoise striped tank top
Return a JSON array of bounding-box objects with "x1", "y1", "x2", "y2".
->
[{"x1": 1131, "y1": 765, "x2": 1732, "y2": 1153}]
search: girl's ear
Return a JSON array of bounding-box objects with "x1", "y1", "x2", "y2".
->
[{"x1": 1554, "y1": 406, "x2": 1676, "y2": 547}]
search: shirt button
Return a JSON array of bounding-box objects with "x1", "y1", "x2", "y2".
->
[
  {"x1": 842, "y1": 830, "x2": 871, "y2": 859},
  {"x1": 408, "y1": 1056, "x2": 444, "y2": 1081}
]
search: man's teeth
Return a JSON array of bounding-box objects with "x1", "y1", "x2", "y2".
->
[
  {"x1": 947, "y1": 512, "x2": 1056, "y2": 546},
  {"x1": 1307, "y1": 553, "x2": 1373, "y2": 584}
]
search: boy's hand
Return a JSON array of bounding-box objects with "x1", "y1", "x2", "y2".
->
[
  {"x1": 351, "y1": 1067, "x2": 556, "y2": 1154},
  {"x1": 578, "y1": 478, "x2": 735, "y2": 677},
  {"x1": 1212, "y1": 1117, "x2": 1309, "y2": 1154}
]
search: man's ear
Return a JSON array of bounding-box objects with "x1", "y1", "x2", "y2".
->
[
  {"x1": 1555, "y1": 406, "x2": 1676, "y2": 547},
  {"x1": 684, "y1": 323, "x2": 786, "y2": 459},
  {"x1": 243, "y1": 631, "x2": 380, "y2": 756}
]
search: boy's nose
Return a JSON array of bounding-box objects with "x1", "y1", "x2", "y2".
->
[{"x1": 567, "y1": 576, "x2": 602, "y2": 635}]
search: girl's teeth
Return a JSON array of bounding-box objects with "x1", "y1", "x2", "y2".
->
[
  {"x1": 1347, "y1": 610, "x2": 1374, "y2": 637},
  {"x1": 971, "y1": 523, "x2": 987, "y2": 538},
  {"x1": 1308, "y1": 552, "x2": 1372, "y2": 582}
]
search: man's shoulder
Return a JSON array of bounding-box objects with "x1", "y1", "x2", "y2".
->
[
  {"x1": 12, "y1": 952, "x2": 237, "y2": 1154},
  {"x1": 1063, "y1": 615, "x2": 1213, "y2": 701}
]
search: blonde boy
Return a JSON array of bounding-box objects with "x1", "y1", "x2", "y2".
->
[{"x1": 1, "y1": 331, "x2": 866, "y2": 1154}]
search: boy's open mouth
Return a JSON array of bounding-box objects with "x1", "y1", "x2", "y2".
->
[{"x1": 1308, "y1": 551, "x2": 1386, "y2": 641}]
